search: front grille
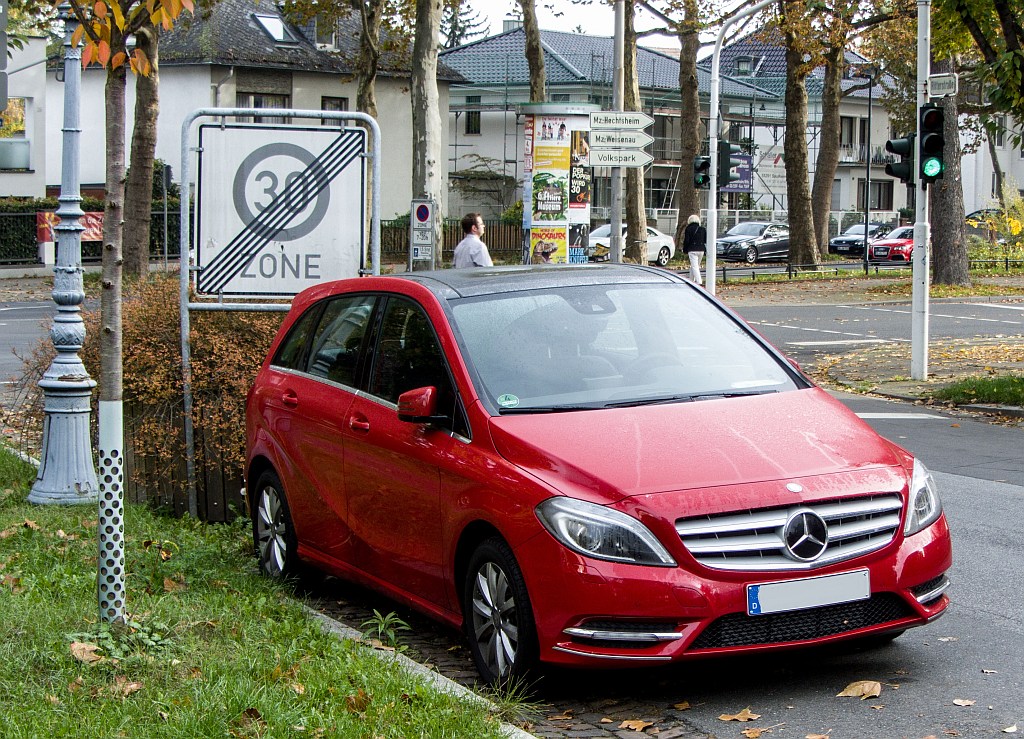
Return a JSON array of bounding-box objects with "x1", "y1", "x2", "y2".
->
[
  {"x1": 676, "y1": 494, "x2": 902, "y2": 571},
  {"x1": 691, "y1": 594, "x2": 914, "y2": 650},
  {"x1": 583, "y1": 620, "x2": 678, "y2": 633}
]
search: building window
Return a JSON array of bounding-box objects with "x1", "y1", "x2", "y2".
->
[
  {"x1": 858, "y1": 178, "x2": 893, "y2": 210},
  {"x1": 0, "y1": 98, "x2": 30, "y2": 170},
  {"x1": 315, "y1": 18, "x2": 337, "y2": 48},
  {"x1": 254, "y1": 13, "x2": 298, "y2": 44},
  {"x1": 551, "y1": 93, "x2": 571, "y2": 102},
  {"x1": 321, "y1": 96, "x2": 348, "y2": 125},
  {"x1": 237, "y1": 92, "x2": 290, "y2": 124},
  {"x1": 465, "y1": 95, "x2": 481, "y2": 135},
  {"x1": 735, "y1": 56, "x2": 754, "y2": 76},
  {"x1": 840, "y1": 116, "x2": 856, "y2": 148},
  {"x1": 994, "y1": 116, "x2": 1006, "y2": 147}
]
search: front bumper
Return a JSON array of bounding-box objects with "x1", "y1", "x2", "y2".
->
[{"x1": 514, "y1": 513, "x2": 952, "y2": 666}]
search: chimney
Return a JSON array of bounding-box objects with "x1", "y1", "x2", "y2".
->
[{"x1": 503, "y1": 18, "x2": 523, "y2": 32}]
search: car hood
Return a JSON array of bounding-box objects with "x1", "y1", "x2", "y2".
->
[
  {"x1": 872, "y1": 238, "x2": 912, "y2": 247},
  {"x1": 717, "y1": 234, "x2": 756, "y2": 245},
  {"x1": 830, "y1": 234, "x2": 865, "y2": 243},
  {"x1": 488, "y1": 388, "x2": 900, "y2": 505}
]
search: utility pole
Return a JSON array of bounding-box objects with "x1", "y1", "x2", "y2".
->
[{"x1": 29, "y1": 3, "x2": 99, "y2": 507}]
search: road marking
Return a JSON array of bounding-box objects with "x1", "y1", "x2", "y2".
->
[
  {"x1": 788, "y1": 339, "x2": 889, "y2": 346},
  {"x1": 856, "y1": 412, "x2": 947, "y2": 420},
  {"x1": 965, "y1": 303, "x2": 1024, "y2": 312},
  {"x1": 749, "y1": 320, "x2": 907, "y2": 343},
  {"x1": 842, "y1": 304, "x2": 1021, "y2": 325}
]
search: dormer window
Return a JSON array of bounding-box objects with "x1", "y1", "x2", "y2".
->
[
  {"x1": 735, "y1": 56, "x2": 755, "y2": 76},
  {"x1": 254, "y1": 13, "x2": 298, "y2": 44},
  {"x1": 315, "y1": 18, "x2": 337, "y2": 49}
]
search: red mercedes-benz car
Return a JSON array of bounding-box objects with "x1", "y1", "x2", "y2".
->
[
  {"x1": 246, "y1": 264, "x2": 952, "y2": 685},
  {"x1": 870, "y1": 225, "x2": 915, "y2": 262}
]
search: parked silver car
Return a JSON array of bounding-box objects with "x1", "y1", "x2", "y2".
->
[{"x1": 588, "y1": 224, "x2": 676, "y2": 266}]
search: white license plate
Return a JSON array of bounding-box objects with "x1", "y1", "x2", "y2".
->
[{"x1": 747, "y1": 570, "x2": 870, "y2": 616}]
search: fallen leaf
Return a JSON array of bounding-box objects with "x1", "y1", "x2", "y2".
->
[
  {"x1": 806, "y1": 734, "x2": 831, "y2": 739},
  {"x1": 1003, "y1": 725, "x2": 1018, "y2": 733},
  {"x1": 673, "y1": 700, "x2": 691, "y2": 710},
  {"x1": 870, "y1": 705, "x2": 885, "y2": 711},
  {"x1": 950, "y1": 423, "x2": 960, "y2": 428},
  {"x1": 836, "y1": 680, "x2": 882, "y2": 699},
  {"x1": 982, "y1": 669, "x2": 998, "y2": 674},
  {"x1": 547, "y1": 711, "x2": 574, "y2": 721},
  {"x1": 68, "y1": 677, "x2": 84, "y2": 692},
  {"x1": 46, "y1": 694, "x2": 60, "y2": 705},
  {"x1": 2, "y1": 575, "x2": 24, "y2": 594},
  {"x1": 742, "y1": 729, "x2": 764, "y2": 738},
  {"x1": 952, "y1": 699, "x2": 976, "y2": 707},
  {"x1": 110, "y1": 676, "x2": 143, "y2": 698},
  {"x1": 163, "y1": 576, "x2": 186, "y2": 592},
  {"x1": 229, "y1": 707, "x2": 266, "y2": 738},
  {"x1": 291, "y1": 682, "x2": 305, "y2": 695},
  {"x1": 600, "y1": 718, "x2": 613, "y2": 723},
  {"x1": 70, "y1": 641, "x2": 104, "y2": 664},
  {"x1": 720, "y1": 708, "x2": 761, "y2": 722},
  {"x1": 619, "y1": 719, "x2": 655, "y2": 731},
  {"x1": 346, "y1": 688, "x2": 371, "y2": 714},
  {"x1": 23, "y1": 519, "x2": 41, "y2": 530}
]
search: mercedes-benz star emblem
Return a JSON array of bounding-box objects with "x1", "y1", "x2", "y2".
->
[{"x1": 782, "y1": 509, "x2": 829, "y2": 561}]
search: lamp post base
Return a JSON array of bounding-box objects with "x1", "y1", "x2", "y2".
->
[{"x1": 28, "y1": 379, "x2": 99, "y2": 505}]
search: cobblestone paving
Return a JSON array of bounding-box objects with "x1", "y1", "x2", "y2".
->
[{"x1": 305, "y1": 577, "x2": 712, "y2": 739}]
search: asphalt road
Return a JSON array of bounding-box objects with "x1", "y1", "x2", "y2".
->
[{"x1": 0, "y1": 301, "x2": 52, "y2": 386}]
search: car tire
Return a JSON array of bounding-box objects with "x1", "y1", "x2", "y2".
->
[
  {"x1": 252, "y1": 469, "x2": 301, "y2": 579},
  {"x1": 463, "y1": 537, "x2": 538, "y2": 686},
  {"x1": 744, "y1": 245, "x2": 758, "y2": 264},
  {"x1": 655, "y1": 246, "x2": 671, "y2": 267}
]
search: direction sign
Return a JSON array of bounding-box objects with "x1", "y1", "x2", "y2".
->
[
  {"x1": 590, "y1": 131, "x2": 654, "y2": 149},
  {"x1": 196, "y1": 124, "x2": 366, "y2": 297},
  {"x1": 590, "y1": 149, "x2": 654, "y2": 167},
  {"x1": 928, "y1": 73, "x2": 958, "y2": 98},
  {"x1": 589, "y1": 111, "x2": 654, "y2": 130}
]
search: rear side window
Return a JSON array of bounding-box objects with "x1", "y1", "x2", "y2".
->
[
  {"x1": 307, "y1": 295, "x2": 375, "y2": 386},
  {"x1": 272, "y1": 305, "x2": 322, "y2": 370}
]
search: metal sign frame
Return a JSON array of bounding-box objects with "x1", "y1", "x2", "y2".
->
[{"x1": 178, "y1": 108, "x2": 382, "y2": 517}]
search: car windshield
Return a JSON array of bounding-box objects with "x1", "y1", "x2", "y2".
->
[
  {"x1": 725, "y1": 223, "x2": 766, "y2": 237},
  {"x1": 890, "y1": 227, "x2": 913, "y2": 239},
  {"x1": 843, "y1": 225, "x2": 867, "y2": 235},
  {"x1": 449, "y1": 284, "x2": 800, "y2": 413}
]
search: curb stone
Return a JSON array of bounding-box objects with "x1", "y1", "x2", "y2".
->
[{"x1": 302, "y1": 605, "x2": 537, "y2": 739}]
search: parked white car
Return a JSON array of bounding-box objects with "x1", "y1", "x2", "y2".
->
[{"x1": 587, "y1": 224, "x2": 676, "y2": 267}]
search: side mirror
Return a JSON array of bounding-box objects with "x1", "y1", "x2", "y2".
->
[{"x1": 397, "y1": 386, "x2": 448, "y2": 424}]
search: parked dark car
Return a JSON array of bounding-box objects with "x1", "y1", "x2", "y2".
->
[
  {"x1": 246, "y1": 264, "x2": 952, "y2": 686},
  {"x1": 715, "y1": 221, "x2": 791, "y2": 263},
  {"x1": 869, "y1": 226, "x2": 915, "y2": 262},
  {"x1": 828, "y1": 223, "x2": 890, "y2": 257}
]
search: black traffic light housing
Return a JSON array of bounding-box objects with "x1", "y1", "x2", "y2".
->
[
  {"x1": 918, "y1": 103, "x2": 945, "y2": 186},
  {"x1": 717, "y1": 142, "x2": 743, "y2": 185},
  {"x1": 884, "y1": 133, "x2": 916, "y2": 186},
  {"x1": 693, "y1": 156, "x2": 711, "y2": 188}
]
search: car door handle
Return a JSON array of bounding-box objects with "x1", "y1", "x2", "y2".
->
[
  {"x1": 349, "y1": 417, "x2": 370, "y2": 432},
  {"x1": 282, "y1": 391, "x2": 298, "y2": 407}
]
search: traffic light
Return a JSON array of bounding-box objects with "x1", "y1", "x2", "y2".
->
[
  {"x1": 918, "y1": 103, "x2": 945, "y2": 186},
  {"x1": 884, "y1": 133, "x2": 915, "y2": 185},
  {"x1": 717, "y1": 142, "x2": 743, "y2": 185},
  {"x1": 693, "y1": 156, "x2": 711, "y2": 188}
]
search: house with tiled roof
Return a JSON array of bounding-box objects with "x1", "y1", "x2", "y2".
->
[
  {"x1": 440, "y1": 21, "x2": 783, "y2": 221},
  {"x1": 43, "y1": 0, "x2": 464, "y2": 218}
]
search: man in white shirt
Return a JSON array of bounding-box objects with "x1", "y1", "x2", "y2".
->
[{"x1": 452, "y1": 213, "x2": 493, "y2": 268}]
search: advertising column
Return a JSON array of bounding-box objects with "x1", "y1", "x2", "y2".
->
[{"x1": 522, "y1": 105, "x2": 595, "y2": 265}]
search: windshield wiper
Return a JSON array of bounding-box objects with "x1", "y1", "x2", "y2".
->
[
  {"x1": 497, "y1": 404, "x2": 605, "y2": 414},
  {"x1": 604, "y1": 389, "x2": 779, "y2": 408}
]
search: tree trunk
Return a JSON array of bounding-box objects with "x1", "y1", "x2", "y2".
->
[
  {"x1": 930, "y1": 75, "x2": 970, "y2": 286},
  {"x1": 782, "y1": 19, "x2": 819, "y2": 267},
  {"x1": 102, "y1": 63, "x2": 126, "y2": 403},
  {"x1": 412, "y1": 0, "x2": 444, "y2": 267},
  {"x1": 519, "y1": 0, "x2": 546, "y2": 103},
  {"x1": 811, "y1": 46, "x2": 844, "y2": 251},
  {"x1": 673, "y1": 0, "x2": 702, "y2": 251},
  {"x1": 624, "y1": 1, "x2": 646, "y2": 264},
  {"x1": 357, "y1": 1, "x2": 383, "y2": 117},
  {"x1": 123, "y1": 25, "x2": 159, "y2": 280}
]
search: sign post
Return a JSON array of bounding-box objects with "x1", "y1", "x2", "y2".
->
[{"x1": 409, "y1": 199, "x2": 435, "y2": 269}]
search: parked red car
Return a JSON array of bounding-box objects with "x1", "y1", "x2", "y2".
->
[
  {"x1": 870, "y1": 225, "x2": 915, "y2": 262},
  {"x1": 246, "y1": 265, "x2": 952, "y2": 685}
]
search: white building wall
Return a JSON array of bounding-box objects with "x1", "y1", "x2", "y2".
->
[
  {"x1": 0, "y1": 37, "x2": 49, "y2": 197},
  {"x1": 961, "y1": 122, "x2": 1024, "y2": 213}
]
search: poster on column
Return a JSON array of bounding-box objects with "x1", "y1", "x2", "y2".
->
[
  {"x1": 527, "y1": 114, "x2": 591, "y2": 263},
  {"x1": 531, "y1": 225, "x2": 567, "y2": 264}
]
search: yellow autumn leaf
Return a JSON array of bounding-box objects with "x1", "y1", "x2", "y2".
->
[
  {"x1": 836, "y1": 680, "x2": 882, "y2": 699},
  {"x1": 618, "y1": 719, "x2": 654, "y2": 731},
  {"x1": 673, "y1": 700, "x2": 691, "y2": 710},
  {"x1": 806, "y1": 734, "x2": 831, "y2": 739},
  {"x1": 719, "y1": 707, "x2": 761, "y2": 722}
]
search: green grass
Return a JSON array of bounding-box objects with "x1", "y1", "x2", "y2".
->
[
  {"x1": 0, "y1": 447, "x2": 506, "y2": 739},
  {"x1": 931, "y1": 375, "x2": 1024, "y2": 406}
]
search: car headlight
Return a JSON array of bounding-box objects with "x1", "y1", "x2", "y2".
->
[
  {"x1": 904, "y1": 459, "x2": 943, "y2": 536},
  {"x1": 536, "y1": 497, "x2": 676, "y2": 567}
]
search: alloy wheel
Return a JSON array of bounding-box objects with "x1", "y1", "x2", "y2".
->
[
  {"x1": 470, "y1": 561, "x2": 520, "y2": 680},
  {"x1": 256, "y1": 484, "x2": 288, "y2": 577}
]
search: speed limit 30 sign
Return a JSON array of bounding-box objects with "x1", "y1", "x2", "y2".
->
[{"x1": 196, "y1": 124, "x2": 366, "y2": 297}]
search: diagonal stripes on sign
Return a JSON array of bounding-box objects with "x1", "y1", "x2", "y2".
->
[{"x1": 199, "y1": 132, "x2": 363, "y2": 295}]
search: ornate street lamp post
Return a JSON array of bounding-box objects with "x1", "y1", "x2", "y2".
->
[{"x1": 28, "y1": 3, "x2": 98, "y2": 505}]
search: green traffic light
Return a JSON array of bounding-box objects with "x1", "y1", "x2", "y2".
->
[{"x1": 922, "y1": 157, "x2": 943, "y2": 178}]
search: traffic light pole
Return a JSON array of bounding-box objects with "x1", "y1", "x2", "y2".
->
[{"x1": 911, "y1": 0, "x2": 931, "y2": 380}]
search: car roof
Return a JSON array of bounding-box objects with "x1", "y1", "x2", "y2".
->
[
  {"x1": 394, "y1": 264, "x2": 685, "y2": 299},
  {"x1": 734, "y1": 221, "x2": 784, "y2": 227}
]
